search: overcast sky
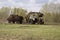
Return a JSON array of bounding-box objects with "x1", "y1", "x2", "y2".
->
[{"x1": 0, "y1": 0, "x2": 60, "y2": 12}]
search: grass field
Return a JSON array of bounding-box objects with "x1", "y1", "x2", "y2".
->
[{"x1": 0, "y1": 24, "x2": 60, "y2": 40}]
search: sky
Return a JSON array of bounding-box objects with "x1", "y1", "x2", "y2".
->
[{"x1": 0, "y1": 0, "x2": 60, "y2": 12}]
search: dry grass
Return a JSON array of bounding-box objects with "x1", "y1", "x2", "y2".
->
[{"x1": 0, "y1": 24, "x2": 60, "y2": 40}]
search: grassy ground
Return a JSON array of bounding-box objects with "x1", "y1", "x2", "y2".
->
[{"x1": 0, "y1": 24, "x2": 60, "y2": 40}]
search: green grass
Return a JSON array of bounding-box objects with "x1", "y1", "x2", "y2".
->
[{"x1": 0, "y1": 24, "x2": 60, "y2": 40}]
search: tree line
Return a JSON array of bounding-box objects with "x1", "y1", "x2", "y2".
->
[
  {"x1": 40, "y1": 3, "x2": 60, "y2": 24},
  {"x1": 0, "y1": 3, "x2": 60, "y2": 24}
]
